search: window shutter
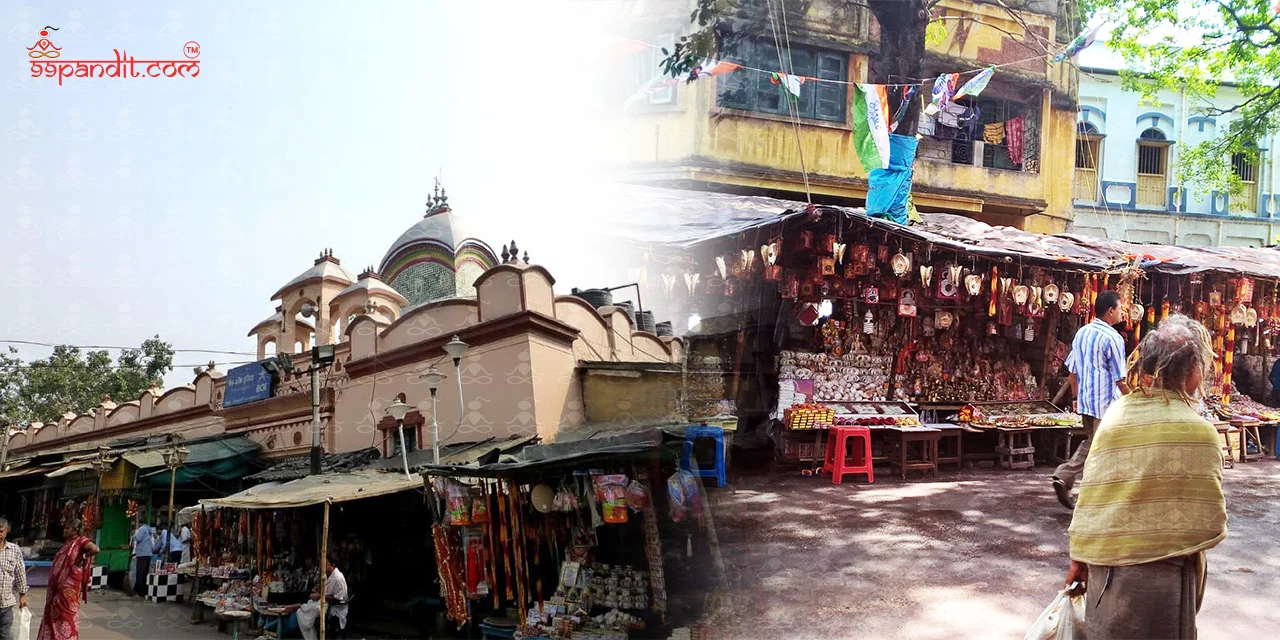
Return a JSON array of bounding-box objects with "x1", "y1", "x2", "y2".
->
[{"x1": 815, "y1": 53, "x2": 846, "y2": 123}]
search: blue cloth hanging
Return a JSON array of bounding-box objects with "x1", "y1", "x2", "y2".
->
[{"x1": 867, "y1": 134, "x2": 918, "y2": 225}]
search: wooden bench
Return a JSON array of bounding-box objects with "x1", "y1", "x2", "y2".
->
[{"x1": 995, "y1": 429, "x2": 1035, "y2": 470}]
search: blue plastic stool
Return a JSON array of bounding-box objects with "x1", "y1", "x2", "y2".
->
[{"x1": 681, "y1": 425, "x2": 727, "y2": 487}]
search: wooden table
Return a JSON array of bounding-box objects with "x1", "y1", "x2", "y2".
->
[
  {"x1": 883, "y1": 426, "x2": 941, "y2": 480},
  {"x1": 994, "y1": 428, "x2": 1036, "y2": 470},
  {"x1": 925, "y1": 424, "x2": 964, "y2": 471},
  {"x1": 1048, "y1": 427, "x2": 1088, "y2": 465},
  {"x1": 1214, "y1": 422, "x2": 1235, "y2": 469},
  {"x1": 1231, "y1": 419, "x2": 1264, "y2": 463}
]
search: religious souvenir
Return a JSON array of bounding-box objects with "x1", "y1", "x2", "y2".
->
[
  {"x1": 724, "y1": 278, "x2": 738, "y2": 297},
  {"x1": 1209, "y1": 290, "x2": 1223, "y2": 307},
  {"x1": 863, "y1": 311, "x2": 875, "y2": 334},
  {"x1": 1246, "y1": 307, "x2": 1259, "y2": 328},
  {"x1": 965, "y1": 274, "x2": 984, "y2": 296},
  {"x1": 891, "y1": 252, "x2": 912, "y2": 277},
  {"x1": 1012, "y1": 284, "x2": 1030, "y2": 306},
  {"x1": 800, "y1": 230, "x2": 814, "y2": 250},
  {"x1": 935, "y1": 310, "x2": 955, "y2": 330},
  {"x1": 782, "y1": 273, "x2": 799, "y2": 299},
  {"x1": 922, "y1": 316, "x2": 935, "y2": 337},
  {"x1": 843, "y1": 263, "x2": 858, "y2": 279},
  {"x1": 684, "y1": 272, "x2": 700, "y2": 296},
  {"x1": 920, "y1": 265, "x2": 934, "y2": 287},
  {"x1": 740, "y1": 249, "x2": 756, "y2": 274},
  {"x1": 800, "y1": 282, "x2": 815, "y2": 297},
  {"x1": 939, "y1": 271, "x2": 959, "y2": 299},
  {"x1": 1043, "y1": 283, "x2": 1060, "y2": 303},
  {"x1": 1129, "y1": 303, "x2": 1145, "y2": 324},
  {"x1": 765, "y1": 264, "x2": 783, "y2": 282},
  {"x1": 1024, "y1": 321, "x2": 1036, "y2": 342},
  {"x1": 762, "y1": 241, "x2": 780, "y2": 266},
  {"x1": 715, "y1": 256, "x2": 728, "y2": 280},
  {"x1": 898, "y1": 289, "x2": 918, "y2": 317},
  {"x1": 1230, "y1": 303, "x2": 1248, "y2": 325},
  {"x1": 987, "y1": 321, "x2": 999, "y2": 336},
  {"x1": 1239, "y1": 278, "x2": 1255, "y2": 303},
  {"x1": 865, "y1": 287, "x2": 880, "y2": 304},
  {"x1": 833, "y1": 240, "x2": 848, "y2": 264},
  {"x1": 820, "y1": 257, "x2": 837, "y2": 276},
  {"x1": 947, "y1": 264, "x2": 963, "y2": 287},
  {"x1": 878, "y1": 245, "x2": 890, "y2": 263},
  {"x1": 1000, "y1": 277, "x2": 1014, "y2": 297},
  {"x1": 661, "y1": 273, "x2": 677, "y2": 295},
  {"x1": 1028, "y1": 294, "x2": 1045, "y2": 318},
  {"x1": 797, "y1": 302, "x2": 820, "y2": 327}
]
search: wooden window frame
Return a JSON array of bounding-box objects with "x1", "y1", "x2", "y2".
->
[
  {"x1": 1074, "y1": 134, "x2": 1103, "y2": 202},
  {"x1": 1135, "y1": 135, "x2": 1171, "y2": 209},
  {"x1": 715, "y1": 39, "x2": 848, "y2": 124}
]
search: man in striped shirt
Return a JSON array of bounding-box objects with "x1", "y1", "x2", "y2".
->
[
  {"x1": 1053, "y1": 290, "x2": 1130, "y2": 510},
  {"x1": 0, "y1": 518, "x2": 29, "y2": 640}
]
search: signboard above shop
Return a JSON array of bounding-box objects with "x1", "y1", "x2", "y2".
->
[{"x1": 223, "y1": 362, "x2": 274, "y2": 408}]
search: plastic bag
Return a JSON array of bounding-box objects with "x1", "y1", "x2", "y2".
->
[
  {"x1": 1023, "y1": 589, "x2": 1086, "y2": 640},
  {"x1": 17, "y1": 607, "x2": 31, "y2": 640},
  {"x1": 624, "y1": 480, "x2": 650, "y2": 511}
]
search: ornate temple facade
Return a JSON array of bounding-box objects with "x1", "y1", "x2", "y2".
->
[{"x1": 4, "y1": 188, "x2": 684, "y2": 462}]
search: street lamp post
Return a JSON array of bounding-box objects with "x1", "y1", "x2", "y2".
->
[
  {"x1": 385, "y1": 399, "x2": 414, "y2": 479},
  {"x1": 165, "y1": 442, "x2": 189, "y2": 550},
  {"x1": 419, "y1": 367, "x2": 447, "y2": 464},
  {"x1": 90, "y1": 445, "x2": 112, "y2": 533},
  {"x1": 442, "y1": 335, "x2": 469, "y2": 443}
]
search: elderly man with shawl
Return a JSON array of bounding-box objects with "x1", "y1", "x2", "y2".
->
[
  {"x1": 1064, "y1": 315, "x2": 1227, "y2": 639},
  {"x1": 35, "y1": 520, "x2": 98, "y2": 640}
]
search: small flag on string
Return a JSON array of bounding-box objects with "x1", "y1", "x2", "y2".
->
[
  {"x1": 925, "y1": 73, "x2": 958, "y2": 116},
  {"x1": 954, "y1": 66, "x2": 994, "y2": 100},
  {"x1": 769, "y1": 72, "x2": 805, "y2": 98},
  {"x1": 1052, "y1": 21, "x2": 1105, "y2": 63},
  {"x1": 687, "y1": 59, "x2": 741, "y2": 82},
  {"x1": 853, "y1": 84, "x2": 891, "y2": 171}
]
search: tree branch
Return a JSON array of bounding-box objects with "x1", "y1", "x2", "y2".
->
[
  {"x1": 1203, "y1": 84, "x2": 1280, "y2": 117},
  {"x1": 932, "y1": 14, "x2": 1051, "y2": 55}
]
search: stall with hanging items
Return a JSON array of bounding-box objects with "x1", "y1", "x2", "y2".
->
[
  {"x1": 419, "y1": 429, "x2": 722, "y2": 640},
  {"x1": 194, "y1": 471, "x2": 431, "y2": 640}
]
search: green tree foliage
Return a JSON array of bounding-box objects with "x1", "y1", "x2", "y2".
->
[
  {"x1": 0, "y1": 337, "x2": 175, "y2": 425},
  {"x1": 1093, "y1": 0, "x2": 1280, "y2": 199}
]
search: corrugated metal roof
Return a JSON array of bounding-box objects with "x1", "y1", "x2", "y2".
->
[
  {"x1": 246, "y1": 447, "x2": 382, "y2": 482},
  {"x1": 121, "y1": 437, "x2": 259, "y2": 470},
  {"x1": 367, "y1": 435, "x2": 539, "y2": 473}
]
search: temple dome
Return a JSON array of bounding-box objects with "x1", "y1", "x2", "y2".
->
[{"x1": 378, "y1": 184, "x2": 497, "y2": 307}]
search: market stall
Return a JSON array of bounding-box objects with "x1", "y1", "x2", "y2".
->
[
  {"x1": 420, "y1": 428, "x2": 721, "y2": 640},
  {"x1": 195, "y1": 471, "x2": 426, "y2": 640}
]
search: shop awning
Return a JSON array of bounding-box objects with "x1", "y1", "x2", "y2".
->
[
  {"x1": 418, "y1": 428, "x2": 679, "y2": 479},
  {"x1": 129, "y1": 437, "x2": 261, "y2": 487},
  {"x1": 200, "y1": 471, "x2": 422, "y2": 510},
  {"x1": 45, "y1": 462, "x2": 93, "y2": 478},
  {"x1": 0, "y1": 462, "x2": 48, "y2": 480}
]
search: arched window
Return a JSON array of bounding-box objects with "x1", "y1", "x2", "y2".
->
[
  {"x1": 1077, "y1": 121, "x2": 1100, "y2": 135},
  {"x1": 1136, "y1": 128, "x2": 1171, "y2": 208}
]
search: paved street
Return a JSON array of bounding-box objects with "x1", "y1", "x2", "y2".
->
[
  {"x1": 704, "y1": 459, "x2": 1280, "y2": 639},
  {"x1": 11, "y1": 588, "x2": 218, "y2": 640}
]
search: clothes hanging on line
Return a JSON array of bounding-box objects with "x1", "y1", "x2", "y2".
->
[
  {"x1": 1007, "y1": 117, "x2": 1025, "y2": 164},
  {"x1": 983, "y1": 122, "x2": 1006, "y2": 145}
]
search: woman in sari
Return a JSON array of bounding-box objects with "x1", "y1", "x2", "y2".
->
[
  {"x1": 1064, "y1": 314, "x2": 1227, "y2": 639},
  {"x1": 36, "y1": 520, "x2": 99, "y2": 640}
]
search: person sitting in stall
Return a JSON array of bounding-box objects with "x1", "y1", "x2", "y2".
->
[{"x1": 296, "y1": 555, "x2": 349, "y2": 640}]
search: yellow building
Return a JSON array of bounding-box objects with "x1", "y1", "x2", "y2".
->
[{"x1": 606, "y1": 0, "x2": 1078, "y2": 233}]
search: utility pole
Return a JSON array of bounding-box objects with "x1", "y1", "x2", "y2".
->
[{"x1": 307, "y1": 345, "x2": 336, "y2": 475}]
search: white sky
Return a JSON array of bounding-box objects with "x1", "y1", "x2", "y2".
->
[{"x1": 1, "y1": 1, "x2": 637, "y2": 387}]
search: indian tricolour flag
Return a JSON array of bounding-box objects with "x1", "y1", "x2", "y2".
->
[{"x1": 853, "y1": 83, "x2": 891, "y2": 172}]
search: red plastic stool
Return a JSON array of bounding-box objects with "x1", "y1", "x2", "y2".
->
[{"x1": 822, "y1": 426, "x2": 874, "y2": 484}]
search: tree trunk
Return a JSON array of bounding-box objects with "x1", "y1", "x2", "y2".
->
[{"x1": 867, "y1": 0, "x2": 929, "y2": 136}]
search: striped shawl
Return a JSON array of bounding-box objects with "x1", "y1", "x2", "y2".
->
[{"x1": 1068, "y1": 390, "x2": 1227, "y2": 567}]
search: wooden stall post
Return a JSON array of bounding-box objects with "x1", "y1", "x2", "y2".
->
[{"x1": 320, "y1": 500, "x2": 330, "y2": 640}]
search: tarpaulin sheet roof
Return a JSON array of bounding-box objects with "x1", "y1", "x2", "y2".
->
[
  {"x1": 123, "y1": 437, "x2": 259, "y2": 470},
  {"x1": 246, "y1": 447, "x2": 382, "y2": 483},
  {"x1": 367, "y1": 435, "x2": 539, "y2": 474},
  {"x1": 200, "y1": 471, "x2": 421, "y2": 510},
  {"x1": 605, "y1": 186, "x2": 1280, "y2": 279},
  {"x1": 416, "y1": 430, "x2": 670, "y2": 478}
]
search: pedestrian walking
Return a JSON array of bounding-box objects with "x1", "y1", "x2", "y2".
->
[
  {"x1": 1052, "y1": 290, "x2": 1130, "y2": 509},
  {"x1": 0, "y1": 518, "x2": 30, "y2": 640},
  {"x1": 35, "y1": 520, "x2": 99, "y2": 640},
  {"x1": 1064, "y1": 315, "x2": 1226, "y2": 638}
]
